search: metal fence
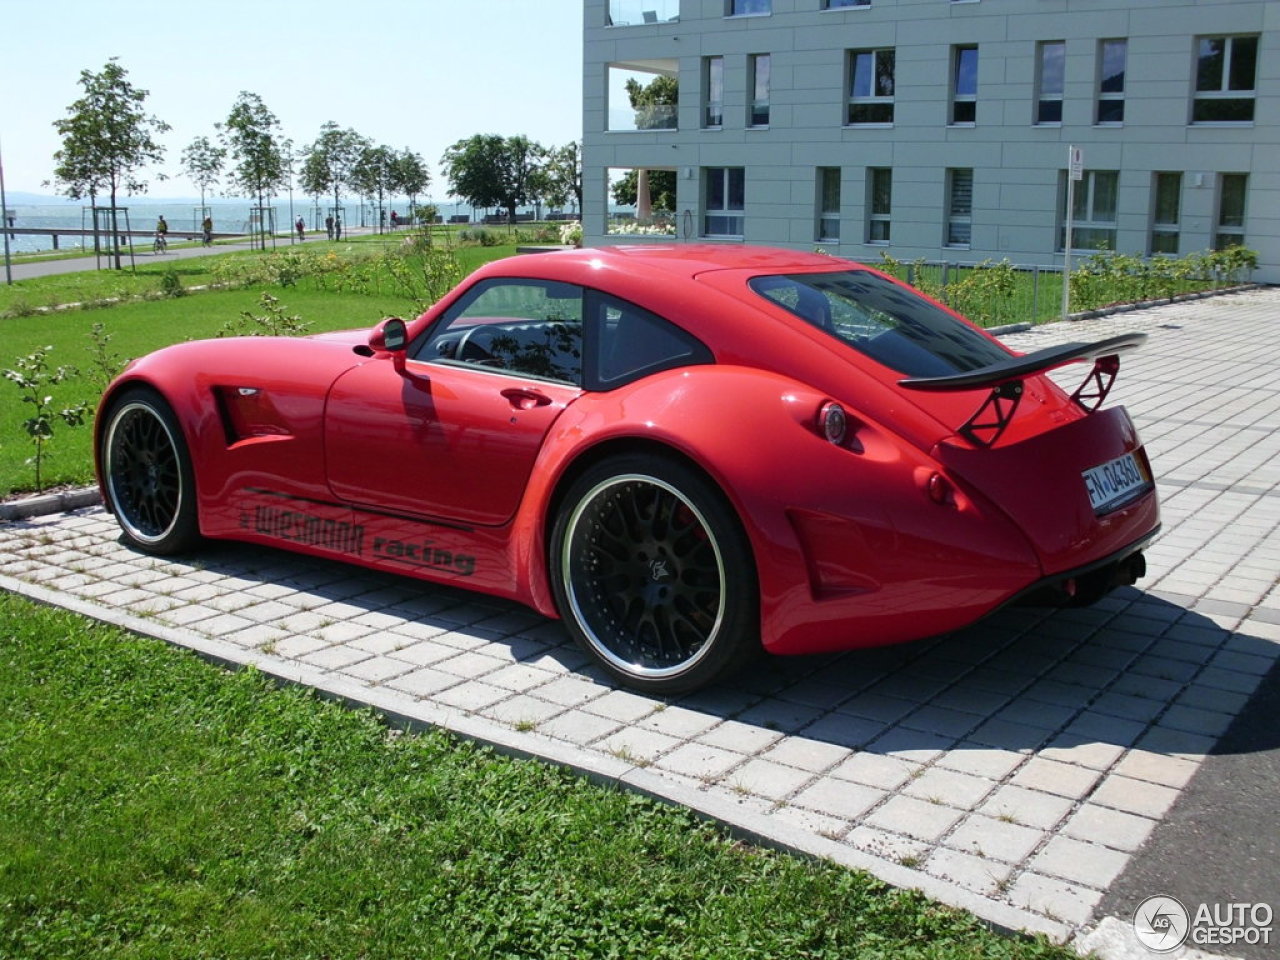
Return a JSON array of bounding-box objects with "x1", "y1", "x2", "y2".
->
[
  {"x1": 872, "y1": 258, "x2": 1066, "y2": 328},
  {"x1": 871, "y1": 254, "x2": 1252, "y2": 329}
]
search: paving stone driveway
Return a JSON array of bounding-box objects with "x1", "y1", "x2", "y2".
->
[{"x1": 2, "y1": 288, "x2": 1277, "y2": 949}]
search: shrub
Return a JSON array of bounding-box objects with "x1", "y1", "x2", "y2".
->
[
  {"x1": 559, "y1": 221, "x2": 583, "y2": 246},
  {"x1": 217, "y1": 293, "x2": 310, "y2": 338},
  {"x1": 158, "y1": 268, "x2": 186, "y2": 298},
  {"x1": 3, "y1": 346, "x2": 91, "y2": 492}
]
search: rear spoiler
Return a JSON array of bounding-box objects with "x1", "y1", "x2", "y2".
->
[{"x1": 898, "y1": 333, "x2": 1147, "y2": 447}]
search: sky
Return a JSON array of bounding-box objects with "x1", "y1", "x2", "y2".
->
[{"x1": 0, "y1": 0, "x2": 584, "y2": 201}]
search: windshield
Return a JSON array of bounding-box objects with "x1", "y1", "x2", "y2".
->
[{"x1": 749, "y1": 270, "x2": 1010, "y2": 377}]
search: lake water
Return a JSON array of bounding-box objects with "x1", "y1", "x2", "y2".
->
[{"x1": 1, "y1": 199, "x2": 466, "y2": 255}]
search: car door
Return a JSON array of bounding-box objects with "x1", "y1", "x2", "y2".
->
[{"x1": 324, "y1": 278, "x2": 585, "y2": 527}]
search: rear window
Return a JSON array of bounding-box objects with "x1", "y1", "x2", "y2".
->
[{"x1": 749, "y1": 270, "x2": 1010, "y2": 377}]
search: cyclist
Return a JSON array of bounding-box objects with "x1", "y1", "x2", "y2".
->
[{"x1": 154, "y1": 215, "x2": 169, "y2": 254}]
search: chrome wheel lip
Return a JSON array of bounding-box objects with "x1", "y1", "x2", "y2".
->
[
  {"x1": 104, "y1": 400, "x2": 184, "y2": 546},
  {"x1": 561, "y1": 472, "x2": 727, "y2": 680}
]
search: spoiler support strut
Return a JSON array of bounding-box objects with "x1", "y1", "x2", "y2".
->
[{"x1": 898, "y1": 333, "x2": 1146, "y2": 448}]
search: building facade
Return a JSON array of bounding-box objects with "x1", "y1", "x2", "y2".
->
[{"x1": 583, "y1": 0, "x2": 1278, "y2": 283}]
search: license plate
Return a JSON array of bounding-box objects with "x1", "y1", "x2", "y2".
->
[{"x1": 1083, "y1": 452, "x2": 1151, "y2": 513}]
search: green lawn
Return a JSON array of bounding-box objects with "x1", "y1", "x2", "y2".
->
[
  {"x1": 0, "y1": 287, "x2": 416, "y2": 497},
  {"x1": 0, "y1": 593, "x2": 1073, "y2": 960},
  {"x1": 0, "y1": 229, "x2": 536, "y2": 496}
]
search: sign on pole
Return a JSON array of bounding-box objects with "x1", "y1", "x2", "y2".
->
[{"x1": 1063, "y1": 145, "x2": 1083, "y2": 319}]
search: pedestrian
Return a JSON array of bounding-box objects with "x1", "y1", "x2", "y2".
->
[
  {"x1": 295, "y1": 216, "x2": 305, "y2": 242},
  {"x1": 391, "y1": 210, "x2": 399, "y2": 228},
  {"x1": 334, "y1": 216, "x2": 342, "y2": 240},
  {"x1": 325, "y1": 215, "x2": 334, "y2": 240},
  {"x1": 201, "y1": 215, "x2": 213, "y2": 246}
]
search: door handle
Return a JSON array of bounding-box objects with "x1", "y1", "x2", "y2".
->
[{"x1": 501, "y1": 387, "x2": 553, "y2": 410}]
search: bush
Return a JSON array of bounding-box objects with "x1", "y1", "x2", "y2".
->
[
  {"x1": 158, "y1": 268, "x2": 186, "y2": 299},
  {"x1": 217, "y1": 292, "x2": 310, "y2": 338},
  {"x1": 458, "y1": 228, "x2": 502, "y2": 247}
]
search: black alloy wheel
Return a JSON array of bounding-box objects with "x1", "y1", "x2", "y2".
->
[
  {"x1": 101, "y1": 389, "x2": 200, "y2": 555},
  {"x1": 551, "y1": 454, "x2": 759, "y2": 694}
]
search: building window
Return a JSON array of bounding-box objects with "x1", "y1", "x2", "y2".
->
[
  {"x1": 748, "y1": 54, "x2": 771, "y2": 127},
  {"x1": 1193, "y1": 36, "x2": 1258, "y2": 123},
  {"x1": 847, "y1": 49, "x2": 895, "y2": 124},
  {"x1": 945, "y1": 168, "x2": 973, "y2": 247},
  {"x1": 1059, "y1": 170, "x2": 1118, "y2": 251},
  {"x1": 951, "y1": 45, "x2": 978, "y2": 124},
  {"x1": 726, "y1": 0, "x2": 769, "y2": 15},
  {"x1": 704, "y1": 167, "x2": 745, "y2": 237},
  {"x1": 824, "y1": 0, "x2": 869, "y2": 7},
  {"x1": 1150, "y1": 172, "x2": 1181, "y2": 255},
  {"x1": 867, "y1": 168, "x2": 892, "y2": 243},
  {"x1": 1036, "y1": 41, "x2": 1065, "y2": 124},
  {"x1": 1097, "y1": 39, "x2": 1126, "y2": 124},
  {"x1": 704, "y1": 57, "x2": 724, "y2": 128},
  {"x1": 817, "y1": 168, "x2": 841, "y2": 242},
  {"x1": 1215, "y1": 174, "x2": 1247, "y2": 249}
]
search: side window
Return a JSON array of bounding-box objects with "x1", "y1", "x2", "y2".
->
[
  {"x1": 591, "y1": 292, "x2": 713, "y2": 389},
  {"x1": 413, "y1": 279, "x2": 584, "y2": 386}
]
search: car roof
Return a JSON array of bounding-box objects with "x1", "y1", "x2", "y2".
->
[{"x1": 482, "y1": 244, "x2": 859, "y2": 283}]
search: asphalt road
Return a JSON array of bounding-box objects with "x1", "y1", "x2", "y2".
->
[{"x1": 1099, "y1": 659, "x2": 1280, "y2": 959}]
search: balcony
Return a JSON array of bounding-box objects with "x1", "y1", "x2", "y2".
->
[
  {"x1": 607, "y1": 60, "x2": 679, "y2": 132},
  {"x1": 607, "y1": 0, "x2": 679, "y2": 26}
]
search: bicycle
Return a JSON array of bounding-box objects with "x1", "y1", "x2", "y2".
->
[{"x1": 153, "y1": 233, "x2": 168, "y2": 254}]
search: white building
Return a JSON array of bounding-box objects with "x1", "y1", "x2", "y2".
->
[{"x1": 582, "y1": 0, "x2": 1279, "y2": 283}]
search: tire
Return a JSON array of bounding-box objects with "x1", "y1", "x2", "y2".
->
[
  {"x1": 550, "y1": 454, "x2": 760, "y2": 694},
  {"x1": 100, "y1": 388, "x2": 201, "y2": 555}
]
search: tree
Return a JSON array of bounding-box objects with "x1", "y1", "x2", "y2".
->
[
  {"x1": 181, "y1": 135, "x2": 225, "y2": 215},
  {"x1": 352, "y1": 144, "x2": 397, "y2": 232},
  {"x1": 392, "y1": 148, "x2": 431, "y2": 221},
  {"x1": 219, "y1": 92, "x2": 287, "y2": 250},
  {"x1": 441, "y1": 134, "x2": 541, "y2": 225},
  {"x1": 543, "y1": 141, "x2": 583, "y2": 214},
  {"x1": 300, "y1": 122, "x2": 368, "y2": 239},
  {"x1": 625, "y1": 74, "x2": 678, "y2": 130},
  {"x1": 51, "y1": 58, "x2": 170, "y2": 269}
]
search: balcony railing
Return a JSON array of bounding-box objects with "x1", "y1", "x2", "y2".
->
[
  {"x1": 607, "y1": 0, "x2": 679, "y2": 25},
  {"x1": 609, "y1": 103, "x2": 677, "y2": 131}
]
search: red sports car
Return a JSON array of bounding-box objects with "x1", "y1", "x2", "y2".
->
[{"x1": 96, "y1": 245, "x2": 1159, "y2": 693}]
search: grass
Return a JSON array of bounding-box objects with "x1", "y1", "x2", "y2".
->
[
  {"x1": 0, "y1": 287, "x2": 416, "y2": 497},
  {"x1": 0, "y1": 224, "x2": 538, "y2": 497},
  {"x1": 0, "y1": 592, "x2": 1074, "y2": 959}
]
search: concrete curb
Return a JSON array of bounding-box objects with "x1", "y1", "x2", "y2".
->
[{"x1": 0, "y1": 486, "x2": 101, "y2": 522}]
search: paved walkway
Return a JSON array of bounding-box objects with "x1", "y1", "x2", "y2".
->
[
  {"x1": 2, "y1": 288, "x2": 1277, "y2": 955},
  {"x1": 3, "y1": 227, "x2": 378, "y2": 281}
]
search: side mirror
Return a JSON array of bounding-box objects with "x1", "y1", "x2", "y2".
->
[
  {"x1": 370, "y1": 316, "x2": 408, "y2": 353},
  {"x1": 369, "y1": 317, "x2": 410, "y2": 375}
]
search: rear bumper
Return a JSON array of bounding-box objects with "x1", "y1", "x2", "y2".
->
[{"x1": 1010, "y1": 526, "x2": 1160, "y2": 608}]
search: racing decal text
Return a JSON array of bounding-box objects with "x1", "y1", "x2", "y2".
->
[
  {"x1": 372, "y1": 536, "x2": 477, "y2": 577},
  {"x1": 245, "y1": 506, "x2": 364, "y2": 556}
]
